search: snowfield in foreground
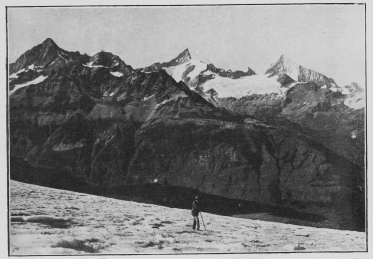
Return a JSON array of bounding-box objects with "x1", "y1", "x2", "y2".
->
[{"x1": 9, "y1": 180, "x2": 366, "y2": 255}]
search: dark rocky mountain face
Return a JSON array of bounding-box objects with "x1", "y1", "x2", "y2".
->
[
  {"x1": 9, "y1": 38, "x2": 82, "y2": 75},
  {"x1": 205, "y1": 63, "x2": 257, "y2": 79},
  {"x1": 216, "y1": 82, "x2": 364, "y2": 171},
  {"x1": 9, "y1": 69, "x2": 41, "y2": 91},
  {"x1": 165, "y1": 48, "x2": 192, "y2": 66},
  {"x1": 8, "y1": 39, "x2": 365, "y2": 231}
]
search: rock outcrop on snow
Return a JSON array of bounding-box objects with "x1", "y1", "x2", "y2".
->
[{"x1": 8, "y1": 39, "x2": 365, "y2": 231}]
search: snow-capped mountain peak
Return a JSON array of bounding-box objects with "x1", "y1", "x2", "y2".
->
[
  {"x1": 266, "y1": 55, "x2": 301, "y2": 80},
  {"x1": 265, "y1": 55, "x2": 338, "y2": 88}
]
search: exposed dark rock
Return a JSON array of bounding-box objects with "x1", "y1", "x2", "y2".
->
[
  {"x1": 9, "y1": 38, "x2": 82, "y2": 75},
  {"x1": 206, "y1": 63, "x2": 256, "y2": 79},
  {"x1": 276, "y1": 74, "x2": 295, "y2": 87}
]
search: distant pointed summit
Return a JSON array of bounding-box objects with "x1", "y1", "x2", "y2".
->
[
  {"x1": 173, "y1": 48, "x2": 192, "y2": 64},
  {"x1": 266, "y1": 55, "x2": 300, "y2": 81},
  {"x1": 265, "y1": 55, "x2": 338, "y2": 88},
  {"x1": 9, "y1": 38, "x2": 81, "y2": 74},
  {"x1": 164, "y1": 48, "x2": 192, "y2": 67},
  {"x1": 42, "y1": 38, "x2": 59, "y2": 48},
  {"x1": 141, "y1": 48, "x2": 192, "y2": 73}
]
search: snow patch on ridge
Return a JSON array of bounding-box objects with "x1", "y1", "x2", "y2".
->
[
  {"x1": 202, "y1": 70, "x2": 215, "y2": 76},
  {"x1": 351, "y1": 130, "x2": 358, "y2": 139},
  {"x1": 142, "y1": 94, "x2": 155, "y2": 102},
  {"x1": 9, "y1": 64, "x2": 41, "y2": 79},
  {"x1": 83, "y1": 62, "x2": 106, "y2": 68},
  {"x1": 57, "y1": 52, "x2": 69, "y2": 62},
  {"x1": 9, "y1": 68, "x2": 26, "y2": 79},
  {"x1": 9, "y1": 75, "x2": 48, "y2": 95},
  {"x1": 110, "y1": 71, "x2": 123, "y2": 77},
  {"x1": 155, "y1": 92, "x2": 188, "y2": 108}
]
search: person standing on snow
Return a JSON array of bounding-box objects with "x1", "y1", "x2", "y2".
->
[{"x1": 191, "y1": 195, "x2": 201, "y2": 230}]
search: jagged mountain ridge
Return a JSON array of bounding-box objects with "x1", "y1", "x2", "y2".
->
[
  {"x1": 9, "y1": 38, "x2": 83, "y2": 75},
  {"x1": 148, "y1": 50, "x2": 349, "y2": 109},
  {"x1": 140, "y1": 49, "x2": 258, "y2": 91},
  {"x1": 8, "y1": 38, "x2": 365, "y2": 231}
]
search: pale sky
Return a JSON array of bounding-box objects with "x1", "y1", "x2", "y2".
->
[{"x1": 8, "y1": 5, "x2": 365, "y2": 87}]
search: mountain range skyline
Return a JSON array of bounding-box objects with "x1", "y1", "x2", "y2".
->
[
  {"x1": 8, "y1": 5, "x2": 365, "y2": 87},
  {"x1": 8, "y1": 37, "x2": 362, "y2": 90},
  {"x1": 8, "y1": 37, "x2": 365, "y2": 105}
]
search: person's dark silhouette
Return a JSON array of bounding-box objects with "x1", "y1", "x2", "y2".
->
[{"x1": 191, "y1": 195, "x2": 201, "y2": 230}]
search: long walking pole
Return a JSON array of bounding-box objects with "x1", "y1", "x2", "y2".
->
[{"x1": 200, "y1": 212, "x2": 207, "y2": 230}]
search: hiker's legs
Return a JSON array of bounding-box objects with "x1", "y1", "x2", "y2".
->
[
  {"x1": 193, "y1": 216, "x2": 200, "y2": 230},
  {"x1": 193, "y1": 216, "x2": 200, "y2": 229}
]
